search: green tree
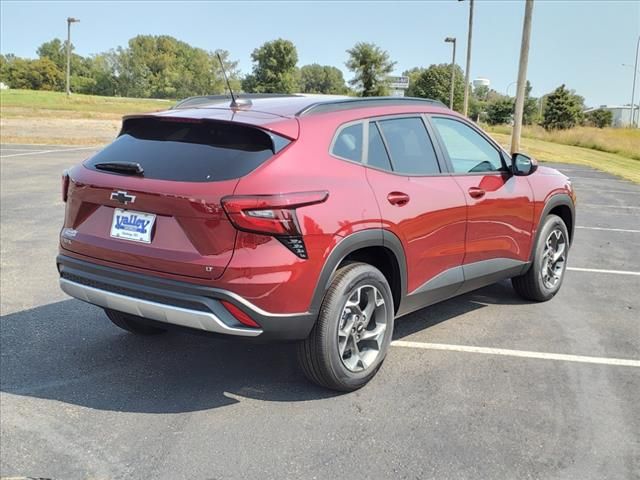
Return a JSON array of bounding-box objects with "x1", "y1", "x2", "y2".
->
[
  {"x1": 212, "y1": 49, "x2": 241, "y2": 94},
  {"x1": 465, "y1": 84, "x2": 492, "y2": 121},
  {"x1": 486, "y1": 97, "x2": 514, "y2": 125},
  {"x1": 473, "y1": 84, "x2": 490, "y2": 101},
  {"x1": 29, "y1": 58, "x2": 64, "y2": 90},
  {"x1": 0, "y1": 56, "x2": 30, "y2": 88},
  {"x1": 345, "y1": 42, "x2": 395, "y2": 97},
  {"x1": 242, "y1": 39, "x2": 299, "y2": 93},
  {"x1": 406, "y1": 63, "x2": 464, "y2": 110},
  {"x1": 403, "y1": 67, "x2": 425, "y2": 96},
  {"x1": 299, "y1": 64, "x2": 348, "y2": 94},
  {"x1": 3, "y1": 35, "x2": 241, "y2": 98},
  {"x1": 523, "y1": 80, "x2": 540, "y2": 125},
  {"x1": 585, "y1": 108, "x2": 613, "y2": 128},
  {"x1": 0, "y1": 54, "x2": 10, "y2": 85},
  {"x1": 542, "y1": 84, "x2": 584, "y2": 130},
  {"x1": 37, "y1": 38, "x2": 93, "y2": 91},
  {"x1": 36, "y1": 39, "x2": 66, "y2": 70},
  {"x1": 468, "y1": 97, "x2": 486, "y2": 122},
  {"x1": 0, "y1": 56, "x2": 63, "y2": 90},
  {"x1": 82, "y1": 53, "x2": 119, "y2": 96},
  {"x1": 112, "y1": 35, "x2": 238, "y2": 98}
]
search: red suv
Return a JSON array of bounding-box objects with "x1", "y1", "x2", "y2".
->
[{"x1": 58, "y1": 95, "x2": 576, "y2": 391}]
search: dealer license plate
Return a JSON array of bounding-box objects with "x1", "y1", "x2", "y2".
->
[{"x1": 110, "y1": 208, "x2": 156, "y2": 243}]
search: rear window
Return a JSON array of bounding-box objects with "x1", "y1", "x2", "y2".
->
[
  {"x1": 331, "y1": 123, "x2": 363, "y2": 162},
  {"x1": 85, "y1": 118, "x2": 290, "y2": 182}
]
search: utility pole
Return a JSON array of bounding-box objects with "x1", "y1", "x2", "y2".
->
[
  {"x1": 445, "y1": 37, "x2": 457, "y2": 110},
  {"x1": 630, "y1": 35, "x2": 639, "y2": 127},
  {"x1": 66, "y1": 17, "x2": 80, "y2": 96},
  {"x1": 510, "y1": 0, "x2": 534, "y2": 154},
  {"x1": 461, "y1": 0, "x2": 474, "y2": 116}
]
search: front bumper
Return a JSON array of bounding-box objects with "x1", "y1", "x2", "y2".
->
[{"x1": 57, "y1": 255, "x2": 317, "y2": 340}]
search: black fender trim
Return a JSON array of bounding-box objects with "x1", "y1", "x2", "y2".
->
[
  {"x1": 308, "y1": 229, "x2": 407, "y2": 314},
  {"x1": 527, "y1": 193, "x2": 575, "y2": 266}
]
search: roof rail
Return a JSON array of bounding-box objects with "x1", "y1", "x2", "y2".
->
[
  {"x1": 173, "y1": 93, "x2": 305, "y2": 109},
  {"x1": 297, "y1": 96, "x2": 447, "y2": 116}
]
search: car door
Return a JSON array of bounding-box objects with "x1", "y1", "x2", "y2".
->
[
  {"x1": 361, "y1": 115, "x2": 467, "y2": 314},
  {"x1": 428, "y1": 115, "x2": 535, "y2": 288}
]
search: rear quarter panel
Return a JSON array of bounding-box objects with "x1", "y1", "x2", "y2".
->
[{"x1": 219, "y1": 115, "x2": 382, "y2": 314}]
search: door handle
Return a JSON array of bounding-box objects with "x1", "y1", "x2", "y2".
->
[
  {"x1": 387, "y1": 191, "x2": 410, "y2": 206},
  {"x1": 468, "y1": 187, "x2": 486, "y2": 199}
]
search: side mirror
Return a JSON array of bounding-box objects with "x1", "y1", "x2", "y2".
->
[{"x1": 511, "y1": 152, "x2": 538, "y2": 176}]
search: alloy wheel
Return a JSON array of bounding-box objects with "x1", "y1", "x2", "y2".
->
[
  {"x1": 337, "y1": 285, "x2": 388, "y2": 372},
  {"x1": 541, "y1": 228, "x2": 567, "y2": 289}
]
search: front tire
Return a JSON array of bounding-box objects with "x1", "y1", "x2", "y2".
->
[
  {"x1": 104, "y1": 309, "x2": 168, "y2": 335},
  {"x1": 512, "y1": 214, "x2": 570, "y2": 301},
  {"x1": 298, "y1": 262, "x2": 395, "y2": 392}
]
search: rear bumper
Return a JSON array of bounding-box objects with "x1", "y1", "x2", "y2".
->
[{"x1": 57, "y1": 255, "x2": 316, "y2": 340}]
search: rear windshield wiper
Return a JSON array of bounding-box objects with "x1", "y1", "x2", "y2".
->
[{"x1": 94, "y1": 162, "x2": 144, "y2": 176}]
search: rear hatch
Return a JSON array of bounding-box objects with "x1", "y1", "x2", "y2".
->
[{"x1": 61, "y1": 116, "x2": 292, "y2": 280}]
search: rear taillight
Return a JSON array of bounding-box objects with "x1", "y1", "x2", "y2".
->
[
  {"x1": 61, "y1": 170, "x2": 70, "y2": 202},
  {"x1": 221, "y1": 191, "x2": 329, "y2": 259},
  {"x1": 221, "y1": 300, "x2": 261, "y2": 328}
]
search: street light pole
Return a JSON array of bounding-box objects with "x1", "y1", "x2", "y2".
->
[
  {"x1": 510, "y1": 0, "x2": 534, "y2": 155},
  {"x1": 66, "y1": 17, "x2": 80, "y2": 96},
  {"x1": 445, "y1": 37, "x2": 457, "y2": 110},
  {"x1": 460, "y1": 0, "x2": 474, "y2": 117}
]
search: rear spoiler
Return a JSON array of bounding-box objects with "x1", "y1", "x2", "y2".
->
[{"x1": 120, "y1": 114, "x2": 297, "y2": 152}]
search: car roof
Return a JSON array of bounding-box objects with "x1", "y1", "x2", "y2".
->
[{"x1": 171, "y1": 94, "x2": 447, "y2": 118}]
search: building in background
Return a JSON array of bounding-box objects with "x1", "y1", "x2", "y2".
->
[
  {"x1": 583, "y1": 105, "x2": 639, "y2": 128},
  {"x1": 387, "y1": 76, "x2": 410, "y2": 96}
]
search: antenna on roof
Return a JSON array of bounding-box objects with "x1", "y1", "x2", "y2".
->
[{"x1": 216, "y1": 52, "x2": 239, "y2": 108}]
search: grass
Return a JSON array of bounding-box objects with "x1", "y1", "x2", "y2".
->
[
  {"x1": 488, "y1": 131, "x2": 640, "y2": 184},
  {"x1": 0, "y1": 89, "x2": 172, "y2": 119},
  {"x1": 486, "y1": 124, "x2": 640, "y2": 161}
]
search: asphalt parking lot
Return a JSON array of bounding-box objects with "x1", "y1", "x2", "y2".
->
[{"x1": 1, "y1": 143, "x2": 639, "y2": 479}]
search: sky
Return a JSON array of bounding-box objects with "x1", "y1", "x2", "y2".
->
[{"x1": 1, "y1": 0, "x2": 639, "y2": 106}]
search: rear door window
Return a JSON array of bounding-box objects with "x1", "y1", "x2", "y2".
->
[
  {"x1": 366, "y1": 123, "x2": 393, "y2": 171},
  {"x1": 85, "y1": 118, "x2": 289, "y2": 182},
  {"x1": 376, "y1": 117, "x2": 440, "y2": 175}
]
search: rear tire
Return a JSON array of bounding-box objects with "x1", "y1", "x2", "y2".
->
[
  {"x1": 104, "y1": 309, "x2": 167, "y2": 335},
  {"x1": 512, "y1": 214, "x2": 569, "y2": 302},
  {"x1": 298, "y1": 262, "x2": 394, "y2": 392}
]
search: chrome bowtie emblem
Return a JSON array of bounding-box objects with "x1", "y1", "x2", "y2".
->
[{"x1": 110, "y1": 190, "x2": 136, "y2": 205}]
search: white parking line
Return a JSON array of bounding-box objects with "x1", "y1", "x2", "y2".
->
[
  {"x1": 568, "y1": 176, "x2": 635, "y2": 184},
  {"x1": 576, "y1": 226, "x2": 640, "y2": 233},
  {"x1": 586, "y1": 190, "x2": 640, "y2": 196},
  {"x1": 391, "y1": 341, "x2": 640, "y2": 367},
  {"x1": 580, "y1": 203, "x2": 640, "y2": 210},
  {"x1": 0, "y1": 146, "x2": 97, "y2": 158},
  {"x1": 567, "y1": 267, "x2": 640, "y2": 276}
]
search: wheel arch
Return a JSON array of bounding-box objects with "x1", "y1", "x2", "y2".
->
[
  {"x1": 309, "y1": 229, "x2": 407, "y2": 315},
  {"x1": 529, "y1": 193, "x2": 575, "y2": 263}
]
